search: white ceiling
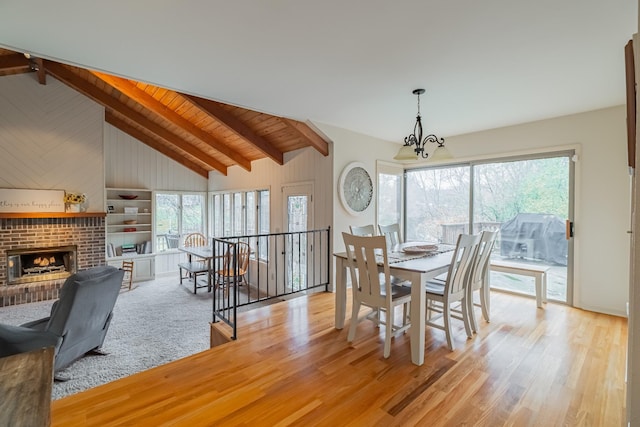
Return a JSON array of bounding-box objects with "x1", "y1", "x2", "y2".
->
[{"x1": 0, "y1": 1, "x2": 637, "y2": 142}]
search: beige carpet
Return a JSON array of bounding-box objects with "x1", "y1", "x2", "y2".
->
[{"x1": 0, "y1": 275, "x2": 221, "y2": 400}]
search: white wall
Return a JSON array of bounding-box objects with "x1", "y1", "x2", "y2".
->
[
  {"x1": 104, "y1": 124, "x2": 209, "y2": 275},
  {"x1": 445, "y1": 106, "x2": 629, "y2": 315},
  {"x1": 318, "y1": 122, "x2": 401, "y2": 253},
  {"x1": 378, "y1": 106, "x2": 628, "y2": 316},
  {"x1": 209, "y1": 145, "x2": 334, "y2": 233},
  {"x1": 0, "y1": 74, "x2": 629, "y2": 316},
  {"x1": 104, "y1": 124, "x2": 208, "y2": 192},
  {"x1": 319, "y1": 106, "x2": 629, "y2": 316},
  {"x1": 0, "y1": 74, "x2": 105, "y2": 211}
]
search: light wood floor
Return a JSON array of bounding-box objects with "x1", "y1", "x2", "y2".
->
[{"x1": 51, "y1": 290, "x2": 627, "y2": 426}]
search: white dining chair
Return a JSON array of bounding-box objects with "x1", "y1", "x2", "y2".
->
[
  {"x1": 378, "y1": 223, "x2": 403, "y2": 248},
  {"x1": 342, "y1": 232, "x2": 411, "y2": 358},
  {"x1": 466, "y1": 230, "x2": 498, "y2": 332},
  {"x1": 425, "y1": 233, "x2": 481, "y2": 351},
  {"x1": 349, "y1": 224, "x2": 376, "y2": 237}
]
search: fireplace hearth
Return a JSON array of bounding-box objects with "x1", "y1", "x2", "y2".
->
[
  {"x1": 0, "y1": 214, "x2": 106, "y2": 307},
  {"x1": 6, "y1": 245, "x2": 77, "y2": 285}
]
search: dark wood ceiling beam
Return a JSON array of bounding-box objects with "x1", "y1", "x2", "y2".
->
[
  {"x1": 0, "y1": 53, "x2": 30, "y2": 73},
  {"x1": 106, "y1": 112, "x2": 209, "y2": 178},
  {"x1": 91, "y1": 72, "x2": 252, "y2": 171},
  {"x1": 281, "y1": 119, "x2": 330, "y2": 156},
  {"x1": 107, "y1": 107, "x2": 227, "y2": 175},
  {"x1": 43, "y1": 61, "x2": 226, "y2": 175},
  {"x1": 183, "y1": 94, "x2": 284, "y2": 165}
]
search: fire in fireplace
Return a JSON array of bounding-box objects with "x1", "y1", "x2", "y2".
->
[{"x1": 6, "y1": 245, "x2": 77, "y2": 285}]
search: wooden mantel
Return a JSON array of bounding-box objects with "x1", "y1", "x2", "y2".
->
[{"x1": 0, "y1": 212, "x2": 107, "y2": 219}]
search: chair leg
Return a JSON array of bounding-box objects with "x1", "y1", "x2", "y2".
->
[
  {"x1": 468, "y1": 291, "x2": 479, "y2": 333},
  {"x1": 383, "y1": 307, "x2": 392, "y2": 358},
  {"x1": 443, "y1": 303, "x2": 454, "y2": 351},
  {"x1": 462, "y1": 297, "x2": 473, "y2": 339},
  {"x1": 347, "y1": 300, "x2": 361, "y2": 342},
  {"x1": 480, "y1": 283, "x2": 490, "y2": 322}
]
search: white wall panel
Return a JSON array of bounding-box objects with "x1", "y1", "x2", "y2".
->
[
  {"x1": 320, "y1": 122, "x2": 401, "y2": 254},
  {"x1": 209, "y1": 146, "x2": 333, "y2": 233},
  {"x1": 0, "y1": 74, "x2": 105, "y2": 210},
  {"x1": 104, "y1": 124, "x2": 208, "y2": 192},
  {"x1": 446, "y1": 106, "x2": 628, "y2": 316},
  {"x1": 320, "y1": 108, "x2": 629, "y2": 317},
  {"x1": 104, "y1": 124, "x2": 209, "y2": 276}
]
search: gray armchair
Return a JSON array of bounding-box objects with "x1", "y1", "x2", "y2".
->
[{"x1": 0, "y1": 265, "x2": 125, "y2": 375}]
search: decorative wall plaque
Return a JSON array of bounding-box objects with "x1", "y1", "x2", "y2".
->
[{"x1": 0, "y1": 189, "x2": 65, "y2": 213}]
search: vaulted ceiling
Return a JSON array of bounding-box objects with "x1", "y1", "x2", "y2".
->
[{"x1": 0, "y1": 48, "x2": 329, "y2": 178}]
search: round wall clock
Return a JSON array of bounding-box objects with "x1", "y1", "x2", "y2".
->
[{"x1": 339, "y1": 162, "x2": 374, "y2": 216}]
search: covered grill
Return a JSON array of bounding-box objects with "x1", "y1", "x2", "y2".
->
[{"x1": 499, "y1": 213, "x2": 567, "y2": 265}]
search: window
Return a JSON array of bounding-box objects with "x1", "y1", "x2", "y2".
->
[
  {"x1": 403, "y1": 152, "x2": 573, "y2": 304},
  {"x1": 405, "y1": 165, "x2": 470, "y2": 244},
  {"x1": 211, "y1": 188, "x2": 270, "y2": 241},
  {"x1": 155, "y1": 192, "x2": 206, "y2": 251},
  {"x1": 211, "y1": 189, "x2": 270, "y2": 260},
  {"x1": 377, "y1": 161, "x2": 403, "y2": 232}
]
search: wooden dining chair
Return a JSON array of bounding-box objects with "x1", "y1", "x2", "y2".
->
[
  {"x1": 378, "y1": 223, "x2": 403, "y2": 247},
  {"x1": 349, "y1": 224, "x2": 375, "y2": 237},
  {"x1": 212, "y1": 242, "x2": 251, "y2": 296},
  {"x1": 121, "y1": 260, "x2": 134, "y2": 291},
  {"x1": 184, "y1": 232, "x2": 207, "y2": 248},
  {"x1": 466, "y1": 230, "x2": 498, "y2": 332},
  {"x1": 342, "y1": 232, "x2": 411, "y2": 358},
  {"x1": 179, "y1": 232, "x2": 209, "y2": 294},
  {"x1": 425, "y1": 233, "x2": 481, "y2": 351}
]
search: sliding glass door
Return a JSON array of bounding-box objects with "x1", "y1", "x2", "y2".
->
[
  {"x1": 474, "y1": 155, "x2": 572, "y2": 303},
  {"x1": 405, "y1": 166, "x2": 470, "y2": 245},
  {"x1": 404, "y1": 152, "x2": 574, "y2": 304}
]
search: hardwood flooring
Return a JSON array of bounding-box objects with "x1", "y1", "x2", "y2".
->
[{"x1": 51, "y1": 290, "x2": 627, "y2": 426}]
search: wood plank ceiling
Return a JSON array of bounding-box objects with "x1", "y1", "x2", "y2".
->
[{"x1": 0, "y1": 48, "x2": 330, "y2": 178}]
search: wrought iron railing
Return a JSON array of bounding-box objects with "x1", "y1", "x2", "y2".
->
[{"x1": 211, "y1": 227, "x2": 331, "y2": 339}]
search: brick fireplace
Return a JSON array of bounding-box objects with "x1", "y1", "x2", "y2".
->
[{"x1": 0, "y1": 214, "x2": 106, "y2": 307}]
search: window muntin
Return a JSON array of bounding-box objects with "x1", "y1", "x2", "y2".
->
[
  {"x1": 156, "y1": 192, "x2": 205, "y2": 251},
  {"x1": 210, "y1": 189, "x2": 270, "y2": 259}
]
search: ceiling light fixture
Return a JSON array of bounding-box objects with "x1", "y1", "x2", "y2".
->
[{"x1": 394, "y1": 88, "x2": 451, "y2": 161}]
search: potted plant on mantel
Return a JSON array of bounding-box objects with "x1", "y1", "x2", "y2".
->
[{"x1": 64, "y1": 192, "x2": 87, "y2": 213}]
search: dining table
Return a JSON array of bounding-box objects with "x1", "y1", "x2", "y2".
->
[
  {"x1": 179, "y1": 245, "x2": 215, "y2": 290},
  {"x1": 333, "y1": 242, "x2": 454, "y2": 366}
]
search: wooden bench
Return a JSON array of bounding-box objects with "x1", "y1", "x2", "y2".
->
[
  {"x1": 178, "y1": 261, "x2": 209, "y2": 294},
  {"x1": 490, "y1": 260, "x2": 550, "y2": 308}
]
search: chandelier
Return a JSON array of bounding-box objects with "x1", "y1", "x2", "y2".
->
[{"x1": 394, "y1": 88, "x2": 451, "y2": 161}]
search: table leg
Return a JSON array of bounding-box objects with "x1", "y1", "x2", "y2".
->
[
  {"x1": 335, "y1": 257, "x2": 347, "y2": 329},
  {"x1": 535, "y1": 274, "x2": 543, "y2": 308},
  {"x1": 410, "y1": 272, "x2": 426, "y2": 366}
]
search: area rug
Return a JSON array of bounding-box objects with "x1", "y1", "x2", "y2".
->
[{"x1": 0, "y1": 275, "x2": 218, "y2": 400}]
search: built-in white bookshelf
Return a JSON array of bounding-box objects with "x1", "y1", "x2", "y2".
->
[{"x1": 105, "y1": 188, "x2": 155, "y2": 281}]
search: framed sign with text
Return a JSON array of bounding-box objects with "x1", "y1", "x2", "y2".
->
[{"x1": 0, "y1": 189, "x2": 66, "y2": 213}]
